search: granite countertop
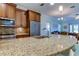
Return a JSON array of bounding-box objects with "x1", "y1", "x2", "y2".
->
[{"x1": 0, "y1": 34, "x2": 77, "y2": 56}]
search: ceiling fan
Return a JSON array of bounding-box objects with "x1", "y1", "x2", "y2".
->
[
  {"x1": 40, "y1": 3, "x2": 45, "y2": 6},
  {"x1": 40, "y1": 3, "x2": 54, "y2": 6}
]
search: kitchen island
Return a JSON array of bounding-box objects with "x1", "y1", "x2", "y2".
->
[{"x1": 0, "y1": 34, "x2": 77, "y2": 56}]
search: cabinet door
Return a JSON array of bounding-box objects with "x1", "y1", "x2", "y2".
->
[
  {"x1": 21, "y1": 11, "x2": 27, "y2": 27},
  {"x1": 6, "y1": 4, "x2": 16, "y2": 19},
  {"x1": 0, "y1": 3, "x2": 6, "y2": 17},
  {"x1": 35, "y1": 13, "x2": 40, "y2": 22},
  {"x1": 29, "y1": 11, "x2": 35, "y2": 21},
  {"x1": 16, "y1": 10, "x2": 22, "y2": 27}
]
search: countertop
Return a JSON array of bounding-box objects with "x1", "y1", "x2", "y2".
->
[{"x1": 0, "y1": 34, "x2": 77, "y2": 56}]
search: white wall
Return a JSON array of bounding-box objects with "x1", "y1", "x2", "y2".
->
[{"x1": 40, "y1": 14, "x2": 53, "y2": 36}]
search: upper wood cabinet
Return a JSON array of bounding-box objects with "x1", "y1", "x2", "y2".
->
[
  {"x1": 16, "y1": 8, "x2": 27, "y2": 27},
  {"x1": 29, "y1": 11, "x2": 35, "y2": 21},
  {"x1": 0, "y1": 3, "x2": 16, "y2": 19},
  {"x1": 21, "y1": 11, "x2": 27, "y2": 27},
  {"x1": 16, "y1": 9, "x2": 22, "y2": 27},
  {"x1": 35, "y1": 13, "x2": 40, "y2": 22},
  {"x1": 0, "y1": 3, "x2": 6, "y2": 18},
  {"x1": 6, "y1": 3, "x2": 16, "y2": 19},
  {"x1": 26, "y1": 10, "x2": 41, "y2": 22}
]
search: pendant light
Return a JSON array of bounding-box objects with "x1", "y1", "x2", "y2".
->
[
  {"x1": 58, "y1": 5, "x2": 64, "y2": 20},
  {"x1": 50, "y1": 3, "x2": 54, "y2": 5},
  {"x1": 59, "y1": 5, "x2": 63, "y2": 12}
]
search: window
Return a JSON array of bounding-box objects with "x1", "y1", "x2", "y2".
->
[
  {"x1": 58, "y1": 24, "x2": 61, "y2": 32},
  {"x1": 73, "y1": 25, "x2": 78, "y2": 33},
  {"x1": 70, "y1": 25, "x2": 73, "y2": 33}
]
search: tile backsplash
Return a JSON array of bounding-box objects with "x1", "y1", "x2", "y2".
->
[{"x1": 0, "y1": 27, "x2": 15, "y2": 35}]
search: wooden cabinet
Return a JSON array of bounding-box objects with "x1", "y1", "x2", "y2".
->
[
  {"x1": 25, "y1": 10, "x2": 41, "y2": 36},
  {"x1": 26, "y1": 10, "x2": 40, "y2": 22},
  {"x1": 6, "y1": 3, "x2": 16, "y2": 19},
  {"x1": 26, "y1": 10, "x2": 40, "y2": 28},
  {"x1": 15, "y1": 8, "x2": 29, "y2": 37},
  {"x1": 0, "y1": 3, "x2": 6, "y2": 18},
  {"x1": 16, "y1": 9, "x2": 22, "y2": 27},
  {"x1": 21, "y1": 11, "x2": 27, "y2": 27},
  {"x1": 0, "y1": 3, "x2": 16, "y2": 19},
  {"x1": 35, "y1": 13, "x2": 40, "y2": 21},
  {"x1": 29, "y1": 11, "x2": 35, "y2": 21},
  {"x1": 16, "y1": 8, "x2": 27, "y2": 27}
]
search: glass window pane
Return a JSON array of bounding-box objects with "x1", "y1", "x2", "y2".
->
[
  {"x1": 58, "y1": 24, "x2": 61, "y2": 32},
  {"x1": 70, "y1": 25, "x2": 73, "y2": 33},
  {"x1": 73, "y1": 25, "x2": 78, "y2": 33}
]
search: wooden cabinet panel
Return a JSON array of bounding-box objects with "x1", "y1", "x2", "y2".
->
[
  {"x1": 35, "y1": 13, "x2": 40, "y2": 22},
  {"x1": 25, "y1": 10, "x2": 41, "y2": 36},
  {"x1": 0, "y1": 3, "x2": 6, "y2": 17},
  {"x1": 0, "y1": 3, "x2": 16, "y2": 19},
  {"x1": 16, "y1": 9, "x2": 28, "y2": 37},
  {"x1": 21, "y1": 11, "x2": 27, "y2": 27},
  {"x1": 26, "y1": 10, "x2": 40, "y2": 22},
  {"x1": 16, "y1": 9, "x2": 22, "y2": 27},
  {"x1": 29, "y1": 11, "x2": 35, "y2": 21},
  {"x1": 16, "y1": 9, "x2": 27, "y2": 27},
  {"x1": 6, "y1": 3, "x2": 16, "y2": 19}
]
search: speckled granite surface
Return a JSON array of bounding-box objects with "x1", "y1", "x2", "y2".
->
[{"x1": 0, "y1": 35, "x2": 77, "y2": 56}]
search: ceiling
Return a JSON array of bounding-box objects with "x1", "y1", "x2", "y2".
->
[{"x1": 16, "y1": 3, "x2": 79, "y2": 18}]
